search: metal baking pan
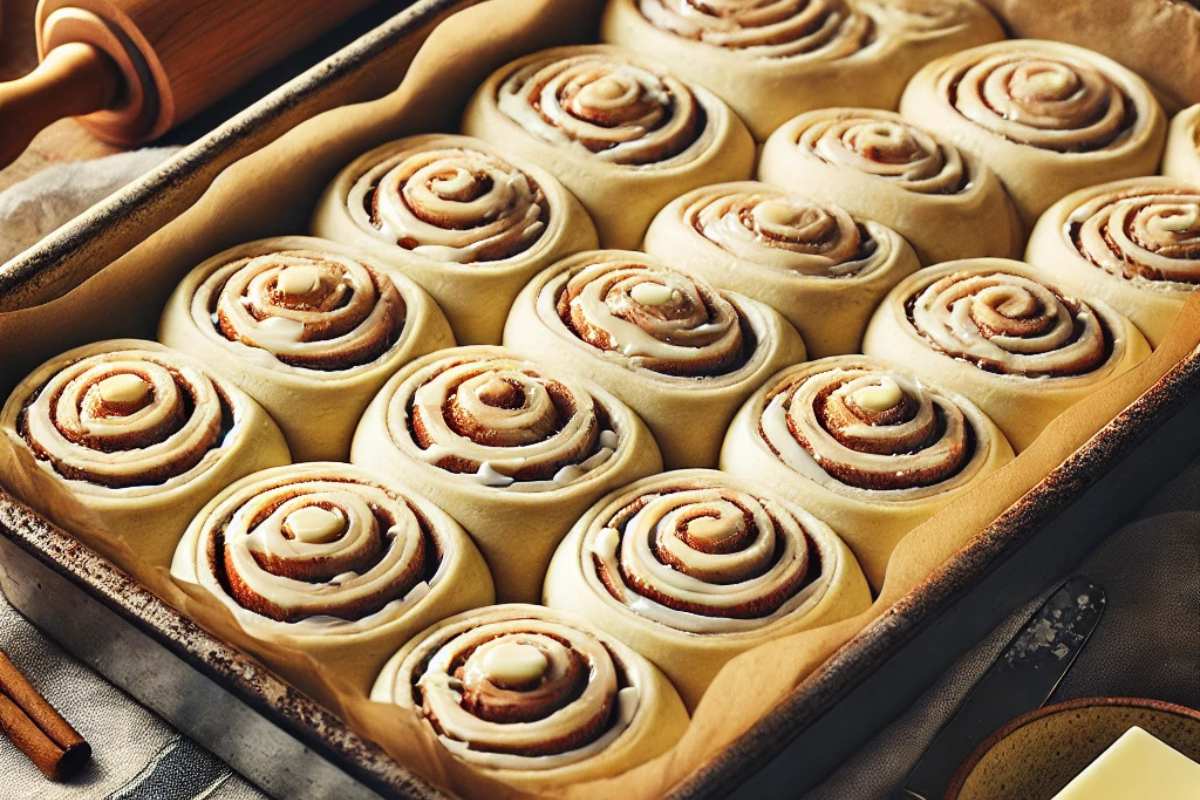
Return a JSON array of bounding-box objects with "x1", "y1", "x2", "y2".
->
[{"x1": 2, "y1": 1, "x2": 1200, "y2": 798}]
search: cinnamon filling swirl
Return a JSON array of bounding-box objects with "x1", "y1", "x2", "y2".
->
[
  {"x1": 409, "y1": 616, "x2": 638, "y2": 762},
  {"x1": 797, "y1": 111, "x2": 971, "y2": 194},
  {"x1": 497, "y1": 51, "x2": 706, "y2": 165},
  {"x1": 203, "y1": 249, "x2": 405, "y2": 371},
  {"x1": 905, "y1": 271, "x2": 1113, "y2": 377},
  {"x1": 390, "y1": 353, "x2": 621, "y2": 488},
  {"x1": 945, "y1": 52, "x2": 1138, "y2": 152},
  {"x1": 555, "y1": 258, "x2": 753, "y2": 376},
  {"x1": 208, "y1": 475, "x2": 442, "y2": 623},
  {"x1": 683, "y1": 186, "x2": 883, "y2": 277},
  {"x1": 1067, "y1": 187, "x2": 1200, "y2": 285},
  {"x1": 757, "y1": 365, "x2": 981, "y2": 493},
  {"x1": 349, "y1": 146, "x2": 549, "y2": 262},
  {"x1": 587, "y1": 483, "x2": 824, "y2": 631},
  {"x1": 18, "y1": 352, "x2": 234, "y2": 489}
]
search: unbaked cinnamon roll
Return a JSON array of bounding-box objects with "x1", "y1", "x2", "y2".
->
[
  {"x1": 503, "y1": 250, "x2": 808, "y2": 468},
  {"x1": 602, "y1": 0, "x2": 1003, "y2": 140},
  {"x1": 0, "y1": 340, "x2": 290, "y2": 571},
  {"x1": 720, "y1": 356, "x2": 1012, "y2": 587},
  {"x1": 1164, "y1": 105, "x2": 1200, "y2": 185},
  {"x1": 758, "y1": 108, "x2": 1020, "y2": 264},
  {"x1": 159, "y1": 237, "x2": 454, "y2": 461},
  {"x1": 462, "y1": 45, "x2": 754, "y2": 248},
  {"x1": 543, "y1": 469, "x2": 870, "y2": 707},
  {"x1": 171, "y1": 462, "x2": 492, "y2": 697},
  {"x1": 370, "y1": 604, "x2": 687, "y2": 791},
  {"x1": 311, "y1": 134, "x2": 597, "y2": 344},
  {"x1": 899, "y1": 39, "x2": 1167, "y2": 227},
  {"x1": 645, "y1": 181, "x2": 920, "y2": 356},
  {"x1": 1026, "y1": 178, "x2": 1200, "y2": 347},
  {"x1": 351, "y1": 346, "x2": 661, "y2": 602},
  {"x1": 862, "y1": 259, "x2": 1150, "y2": 450}
]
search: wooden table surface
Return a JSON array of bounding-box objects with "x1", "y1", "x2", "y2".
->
[{"x1": 0, "y1": 0, "x2": 121, "y2": 194}]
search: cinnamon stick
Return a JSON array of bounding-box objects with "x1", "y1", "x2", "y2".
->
[{"x1": 0, "y1": 650, "x2": 90, "y2": 780}]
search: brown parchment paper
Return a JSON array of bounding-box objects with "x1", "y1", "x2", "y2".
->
[{"x1": 2, "y1": 1, "x2": 1200, "y2": 797}]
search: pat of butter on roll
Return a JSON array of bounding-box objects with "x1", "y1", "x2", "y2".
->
[{"x1": 1052, "y1": 726, "x2": 1200, "y2": 799}]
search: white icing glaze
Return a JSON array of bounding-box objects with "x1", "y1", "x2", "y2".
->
[
  {"x1": 96, "y1": 373, "x2": 151, "y2": 406},
  {"x1": 850, "y1": 377, "x2": 902, "y2": 412},
  {"x1": 477, "y1": 642, "x2": 549, "y2": 686},
  {"x1": 276, "y1": 265, "x2": 323, "y2": 296},
  {"x1": 629, "y1": 282, "x2": 678, "y2": 306},
  {"x1": 284, "y1": 506, "x2": 345, "y2": 544}
]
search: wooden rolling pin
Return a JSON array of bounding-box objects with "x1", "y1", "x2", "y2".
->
[{"x1": 0, "y1": 0, "x2": 383, "y2": 168}]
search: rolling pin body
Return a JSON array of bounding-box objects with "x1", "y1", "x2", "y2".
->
[{"x1": 0, "y1": 0, "x2": 382, "y2": 155}]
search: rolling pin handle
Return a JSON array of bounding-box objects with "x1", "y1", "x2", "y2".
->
[{"x1": 0, "y1": 42, "x2": 121, "y2": 170}]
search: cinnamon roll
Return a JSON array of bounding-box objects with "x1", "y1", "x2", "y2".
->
[
  {"x1": 862, "y1": 259, "x2": 1150, "y2": 450},
  {"x1": 1164, "y1": 104, "x2": 1200, "y2": 185},
  {"x1": 311, "y1": 134, "x2": 598, "y2": 344},
  {"x1": 645, "y1": 181, "x2": 920, "y2": 356},
  {"x1": 350, "y1": 346, "x2": 661, "y2": 602},
  {"x1": 171, "y1": 462, "x2": 493, "y2": 696},
  {"x1": 0, "y1": 340, "x2": 290, "y2": 571},
  {"x1": 602, "y1": 0, "x2": 1003, "y2": 140},
  {"x1": 720, "y1": 356, "x2": 1012, "y2": 587},
  {"x1": 462, "y1": 45, "x2": 755, "y2": 249},
  {"x1": 758, "y1": 108, "x2": 1020, "y2": 264},
  {"x1": 543, "y1": 469, "x2": 870, "y2": 707},
  {"x1": 371, "y1": 604, "x2": 687, "y2": 791},
  {"x1": 899, "y1": 39, "x2": 1167, "y2": 227},
  {"x1": 159, "y1": 237, "x2": 454, "y2": 461},
  {"x1": 503, "y1": 250, "x2": 808, "y2": 469},
  {"x1": 1026, "y1": 178, "x2": 1200, "y2": 347}
]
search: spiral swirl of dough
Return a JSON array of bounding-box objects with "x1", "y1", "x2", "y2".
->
[
  {"x1": 939, "y1": 48, "x2": 1136, "y2": 152},
  {"x1": 378, "y1": 606, "x2": 657, "y2": 771},
  {"x1": 196, "y1": 249, "x2": 405, "y2": 371},
  {"x1": 383, "y1": 351, "x2": 621, "y2": 489},
  {"x1": 550, "y1": 254, "x2": 747, "y2": 377},
  {"x1": 636, "y1": 0, "x2": 871, "y2": 59},
  {"x1": 583, "y1": 480, "x2": 827, "y2": 633},
  {"x1": 792, "y1": 109, "x2": 970, "y2": 194},
  {"x1": 679, "y1": 183, "x2": 889, "y2": 277},
  {"x1": 756, "y1": 360, "x2": 987, "y2": 497},
  {"x1": 18, "y1": 348, "x2": 231, "y2": 490},
  {"x1": 345, "y1": 145, "x2": 550, "y2": 263},
  {"x1": 908, "y1": 270, "x2": 1109, "y2": 377},
  {"x1": 495, "y1": 50, "x2": 705, "y2": 166},
  {"x1": 1066, "y1": 185, "x2": 1200, "y2": 286},
  {"x1": 196, "y1": 470, "x2": 450, "y2": 625}
]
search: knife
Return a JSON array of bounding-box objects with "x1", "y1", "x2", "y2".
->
[{"x1": 892, "y1": 575, "x2": 1106, "y2": 800}]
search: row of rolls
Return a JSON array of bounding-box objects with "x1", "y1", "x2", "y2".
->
[{"x1": 4, "y1": 18, "x2": 1200, "y2": 791}]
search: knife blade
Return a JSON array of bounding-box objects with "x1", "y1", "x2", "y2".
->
[{"x1": 892, "y1": 575, "x2": 1106, "y2": 800}]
